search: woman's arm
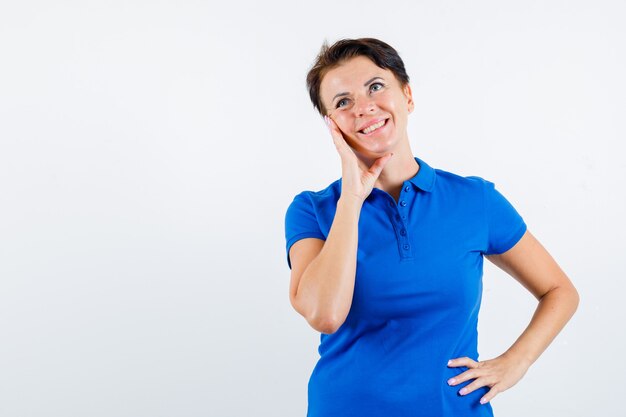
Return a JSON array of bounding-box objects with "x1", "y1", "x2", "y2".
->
[
  {"x1": 485, "y1": 229, "x2": 579, "y2": 365},
  {"x1": 289, "y1": 196, "x2": 363, "y2": 334},
  {"x1": 446, "y1": 229, "x2": 579, "y2": 404},
  {"x1": 289, "y1": 115, "x2": 393, "y2": 334}
]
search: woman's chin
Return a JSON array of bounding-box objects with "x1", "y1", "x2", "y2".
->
[
  {"x1": 353, "y1": 146, "x2": 396, "y2": 162},
  {"x1": 363, "y1": 138, "x2": 397, "y2": 155}
]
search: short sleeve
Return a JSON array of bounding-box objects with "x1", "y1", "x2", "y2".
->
[
  {"x1": 483, "y1": 180, "x2": 527, "y2": 255},
  {"x1": 284, "y1": 192, "x2": 326, "y2": 269}
]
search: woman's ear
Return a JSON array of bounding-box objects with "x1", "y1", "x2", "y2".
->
[{"x1": 403, "y1": 84, "x2": 414, "y2": 113}]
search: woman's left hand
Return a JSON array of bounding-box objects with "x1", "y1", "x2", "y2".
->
[{"x1": 446, "y1": 353, "x2": 531, "y2": 405}]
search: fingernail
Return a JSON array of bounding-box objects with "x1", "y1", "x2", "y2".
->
[
  {"x1": 447, "y1": 378, "x2": 455, "y2": 385},
  {"x1": 480, "y1": 398, "x2": 488, "y2": 404},
  {"x1": 447, "y1": 359, "x2": 453, "y2": 366},
  {"x1": 459, "y1": 387, "x2": 468, "y2": 395}
]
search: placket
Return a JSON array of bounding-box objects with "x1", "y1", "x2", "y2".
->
[{"x1": 383, "y1": 184, "x2": 415, "y2": 262}]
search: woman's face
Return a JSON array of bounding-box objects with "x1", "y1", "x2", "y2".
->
[{"x1": 320, "y1": 55, "x2": 414, "y2": 159}]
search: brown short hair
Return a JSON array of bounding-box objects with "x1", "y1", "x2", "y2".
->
[{"x1": 306, "y1": 38, "x2": 410, "y2": 117}]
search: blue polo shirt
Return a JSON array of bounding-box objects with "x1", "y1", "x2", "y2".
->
[{"x1": 284, "y1": 156, "x2": 527, "y2": 417}]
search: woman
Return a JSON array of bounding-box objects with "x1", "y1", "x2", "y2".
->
[{"x1": 284, "y1": 38, "x2": 579, "y2": 416}]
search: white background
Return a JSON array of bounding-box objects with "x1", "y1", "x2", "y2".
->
[{"x1": 1, "y1": 1, "x2": 624, "y2": 416}]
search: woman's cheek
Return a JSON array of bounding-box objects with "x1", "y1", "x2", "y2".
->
[
  {"x1": 343, "y1": 130, "x2": 359, "y2": 148},
  {"x1": 337, "y1": 123, "x2": 353, "y2": 142},
  {"x1": 335, "y1": 118, "x2": 358, "y2": 148}
]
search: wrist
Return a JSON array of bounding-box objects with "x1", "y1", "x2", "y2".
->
[
  {"x1": 338, "y1": 195, "x2": 364, "y2": 210},
  {"x1": 501, "y1": 349, "x2": 534, "y2": 370}
]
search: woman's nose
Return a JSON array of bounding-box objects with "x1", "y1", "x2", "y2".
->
[{"x1": 354, "y1": 95, "x2": 376, "y2": 116}]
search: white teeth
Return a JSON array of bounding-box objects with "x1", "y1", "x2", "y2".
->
[{"x1": 362, "y1": 120, "x2": 386, "y2": 134}]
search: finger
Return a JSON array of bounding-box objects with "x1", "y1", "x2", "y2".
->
[
  {"x1": 367, "y1": 153, "x2": 394, "y2": 179},
  {"x1": 457, "y1": 377, "x2": 489, "y2": 396},
  {"x1": 326, "y1": 116, "x2": 354, "y2": 157},
  {"x1": 326, "y1": 115, "x2": 343, "y2": 139},
  {"x1": 446, "y1": 367, "x2": 480, "y2": 386},
  {"x1": 448, "y1": 357, "x2": 480, "y2": 369},
  {"x1": 324, "y1": 115, "x2": 344, "y2": 146},
  {"x1": 479, "y1": 386, "x2": 500, "y2": 405}
]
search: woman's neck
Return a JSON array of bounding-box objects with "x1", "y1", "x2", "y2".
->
[{"x1": 374, "y1": 153, "x2": 419, "y2": 201}]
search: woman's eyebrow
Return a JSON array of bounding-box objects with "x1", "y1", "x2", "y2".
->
[{"x1": 331, "y1": 76, "x2": 385, "y2": 103}]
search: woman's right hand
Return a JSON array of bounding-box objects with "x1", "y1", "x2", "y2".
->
[{"x1": 324, "y1": 114, "x2": 393, "y2": 203}]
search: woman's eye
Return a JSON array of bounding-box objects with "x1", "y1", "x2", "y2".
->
[
  {"x1": 370, "y1": 82, "x2": 384, "y2": 92},
  {"x1": 336, "y1": 98, "x2": 349, "y2": 108}
]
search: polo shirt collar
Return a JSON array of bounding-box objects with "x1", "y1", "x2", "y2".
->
[{"x1": 408, "y1": 156, "x2": 436, "y2": 192}]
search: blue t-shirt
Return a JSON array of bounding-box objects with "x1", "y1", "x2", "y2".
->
[{"x1": 284, "y1": 156, "x2": 527, "y2": 417}]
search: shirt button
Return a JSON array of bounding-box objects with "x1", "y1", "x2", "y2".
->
[
  {"x1": 395, "y1": 215, "x2": 401, "y2": 221},
  {"x1": 404, "y1": 186, "x2": 410, "y2": 192},
  {"x1": 400, "y1": 201, "x2": 407, "y2": 207},
  {"x1": 400, "y1": 229, "x2": 407, "y2": 236},
  {"x1": 403, "y1": 244, "x2": 410, "y2": 250}
]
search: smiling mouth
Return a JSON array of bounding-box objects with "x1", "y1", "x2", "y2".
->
[{"x1": 359, "y1": 118, "x2": 389, "y2": 135}]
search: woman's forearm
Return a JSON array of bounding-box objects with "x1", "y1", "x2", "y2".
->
[
  {"x1": 502, "y1": 283, "x2": 580, "y2": 367},
  {"x1": 295, "y1": 196, "x2": 363, "y2": 333}
]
